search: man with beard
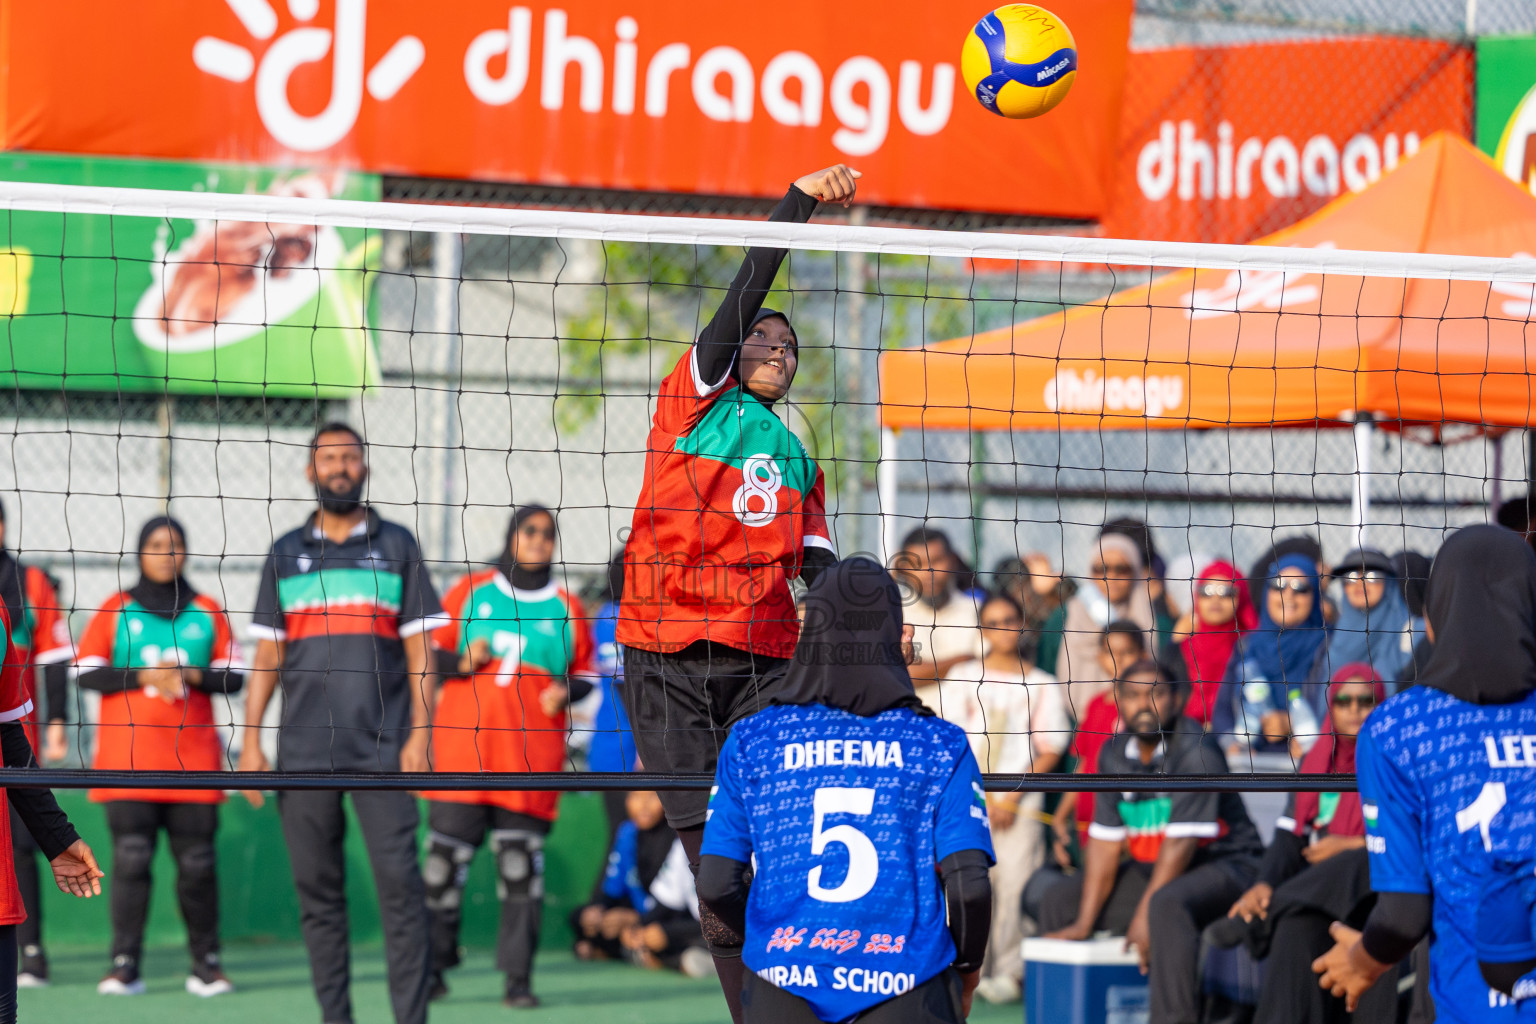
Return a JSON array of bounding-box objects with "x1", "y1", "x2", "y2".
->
[
  {"x1": 1036, "y1": 660, "x2": 1263, "y2": 1024},
  {"x1": 239, "y1": 422, "x2": 446, "y2": 1024}
]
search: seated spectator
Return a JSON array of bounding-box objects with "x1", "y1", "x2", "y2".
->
[
  {"x1": 1099, "y1": 517, "x2": 1177, "y2": 648},
  {"x1": 992, "y1": 552, "x2": 1076, "y2": 676},
  {"x1": 1171, "y1": 561, "x2": 1257, "y2": 726},
  {"x1": 1214, "y1": 553, "x2": 1331, "y2": 758},
  {"x1": 1029, "y1": 660, "x2": 1264, "y2": 1024},
  {"x1": 1391, "y1": 549, "x2": 1433, "y2": 686},
  {"x1": 1051, "y1": 621, "x2": 1145, "y2": 858},
  {"x1": 1208, "y1": 664, "x2": 1393, "y2": 1024},
  {"x1": 1058, "y1": 535, "x2": 1157, "y2": 717},
  {"x1": 572, "y1": 792, "x2": 710, "y2": 976},
  {"x1": 1325, "y1": 548, "x2": 1418, "y2": 690},
  {"x1": 891, "y1": 526, "x2": 984, "y2": 707},
  {"x1": 939, "y1": 590, "x2": 1071, "y2": 1005}
]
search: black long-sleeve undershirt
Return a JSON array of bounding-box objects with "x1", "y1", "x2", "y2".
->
[
  {"x1": 693, "y1": 185, "x2": 819, "y2": 389},
  {"x1": 75, "y1": 665, "x2": 244, "y2": 697},
  {"x1": 0, "y1": 722, "x2": 78, "y2": 859},
  {"x1": 1359, "y1": 891, "x2": 1433, "y2": 965},
  {"x1": 1483, "y1": 956, "x2": 1536, "y2": 997},
  {"x1": 42, "y1": 662, "x2": 68, "y2": 724},
  {"x1": 696, "y1": 849, "x2": 992, "y2": 974}
]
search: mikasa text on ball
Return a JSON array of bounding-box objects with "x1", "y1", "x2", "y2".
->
[{"x1": 961, "y1": 5, "x2": 1078, "y2": 119}]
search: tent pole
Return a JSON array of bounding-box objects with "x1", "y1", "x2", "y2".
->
[
  {"x1": 879, "y1": 427, "x2": 899, "y2": 565},
  {"x1": 1351, "y1": 418, "x2": 1374, "y2": 549}
]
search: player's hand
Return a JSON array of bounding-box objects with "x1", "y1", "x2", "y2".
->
[
  {"x1": 792, "y1": 165, "x2": 861, "y2": 207},
  {"x1": 1312, "y1": 922, "x2": 1388, "y2": 1012},
  {"x1": 42, "y1": 722, "x2": 68, "y2": 764},
  {"x1": 987, "y1": 796, "x2": 1018, "y2": 830},
  {"x1": 50, "y1": 839, "x2": 103, "y2": 898},
  {"x1": 158, "y1": 659, "x2": 188, "y2": 702},
  {"x1": 400, "y1": 731, "x2": 431, "y2": 773},
  {"x1": 1303, "y1": 834, "x2": 1364, "y2": 864},
  {"x1": 1228, "y1": 881, "x2": 1273, "y2": 922},
  {"x1": 459, "y1": 637, "x2": 492, "y2": 676},
  {"x1": 900, "y1": 623, "x2": 917, "y2": 666},
  {"x1": 1045, "y1": 920, "x2": 1092, "y2": 942},
  {"x1": 958, "y1": 968, "x2": 980, "y2": 1018},
  {"x1": 237, "y1": 741, "x2": 270, "y2": 808},
  {"x1": 1260, "y1": 709, "x2": 1292, "y2": 744},
  {"x1": 1124, "y1": 909, "x2": 1152, "y2": 974},
  {"x1": 540, "y1": 683, "x2": 571, "y2": 719}
]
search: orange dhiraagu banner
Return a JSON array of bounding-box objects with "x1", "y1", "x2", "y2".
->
[
  {"x1": 0, "y1": 0, "x2": 1131, "y2": 219},
  {"x1": 1103, "y1": 38, "x2": 1472, "y2": 244}
]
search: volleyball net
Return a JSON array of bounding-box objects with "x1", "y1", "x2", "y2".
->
[{"x1": 0, "y1": 180, "x2": 1533, "y2": 793}]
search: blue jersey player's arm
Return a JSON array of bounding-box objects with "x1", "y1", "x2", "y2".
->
[
  {"x1": 934, "y1": 746, "x2": 995, "y2": 975},
  {"x1": 1477, "y1": 857, "x2": 1536, "y2": 1000},
  {"x1": 697, "y1": 733, "x2": 754, "y2": 937},
  {"x1": 1352, "y1": 724, "x2": 1433, "y2": 968}
]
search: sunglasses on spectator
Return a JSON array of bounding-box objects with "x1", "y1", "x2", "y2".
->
[
  {"x1": 1331, "y1": 694, "x2": 1377, "y2": 710},
  {"x1": 1341, "y1": 570, "x2": 1388, "y2": 585},
  {"x1": 1197, "y1": 583, "x2": 1238, "y2": 598},
  {"x1": 1268, "y1": 578, "x2": 1313, "y2": 593},
  {"x1": 1091, "y1": 561, "x2": 1135, "y2": 578}
]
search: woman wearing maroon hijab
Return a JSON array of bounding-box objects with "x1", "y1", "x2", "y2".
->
[
  {"x1": 1212, "y1": 664, "x2": 1393, "y2": 1023},
  {"x1": 1176, "y1": 561, "x2": 1258, "y2": 725}
]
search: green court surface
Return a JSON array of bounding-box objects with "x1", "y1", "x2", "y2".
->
[{"x1": 18, "y1": 944, "x2": 1027, "y2": 1023}]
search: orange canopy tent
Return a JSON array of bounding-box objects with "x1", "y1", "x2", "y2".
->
[{"x1": 876, "y1": 133, "x2": 1536, "y2": 554}]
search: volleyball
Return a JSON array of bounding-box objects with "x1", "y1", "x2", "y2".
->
[{"x1": 961, "y1": 5, "x2": 1078, "y2": 119}]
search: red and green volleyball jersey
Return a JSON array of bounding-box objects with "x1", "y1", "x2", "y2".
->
[
  {"x1": 76, "y1": 592, "x2": 239, "y2": 803},
  {"x1": 425, "y1": 569, "x2": 594, "y2": 819},
  {"x1": 618, "y1": 349, "x2": 834, "y2": 658},
  {"x1": 9, "y1": 565, "x2": 72, "y2": 750},
  {"x1": 0, "y1": 604, "x2": 33, "y2": 925}
]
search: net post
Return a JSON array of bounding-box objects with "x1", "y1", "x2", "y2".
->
[
  {"x1": 878, "y1": 425, "x2": 899, "y2": 565},
  {"x1": 1350, "y1": 415, "x2": 1375, "y2": 549}
]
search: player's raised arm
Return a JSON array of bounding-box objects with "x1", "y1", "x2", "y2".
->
[{"x1": 692, "y1": 165, "x2": 861, "y2": 391}]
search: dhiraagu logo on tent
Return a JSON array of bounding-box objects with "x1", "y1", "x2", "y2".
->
[
  {"x1": 1477, "y1": 36, "x2": 1536, "y2": 191},
  {"x1": 1496, "y1": 82, "x2": 1536, "y2": 190}
]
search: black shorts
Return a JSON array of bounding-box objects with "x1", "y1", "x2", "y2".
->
[
  {"x1": 741, "y1": 967, "x2": 962, "y2": 1024},
  {"x1": 620, "y1": 640, "x2": 790, "y2": 829}
]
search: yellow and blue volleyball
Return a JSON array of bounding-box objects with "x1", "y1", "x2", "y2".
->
[{"x1": 961, "y1": 5, "x2": 1077, "y2": 119}]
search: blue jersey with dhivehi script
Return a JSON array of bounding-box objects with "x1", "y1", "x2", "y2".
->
[
  {"x1": 701, "y1": 703, "x2": 994, "y2": 1023},
  {"x1": 1470, "y1": 711, "x2": 1536, "y2": 1017},
  {"x1": 1358, "y1": 685, "x2": 1536, "y2": 1022}
]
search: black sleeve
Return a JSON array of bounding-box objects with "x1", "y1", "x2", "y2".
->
[
  {"x1": 799, "y1": 546, "x2": 838, "y2": 588},
  {"x1": 696, "y1": 853, "x2": 750, "y2": 938},
  {"x1": 195, "y1": 667, "x2": 244, "y2": 695},
  {"x1": 433, "y1": 647, "x2": 461, "y2": 680},
  {"x1": 693, "y1": 185, "x2": 819, "y2": 387},
  {"x1": 1360, "y1": 891, "x2": 1433, "y2": 965},
  {"x1": 74, "y1": 666, "x2": 140, "y2": 694},
  {"x1": 1482, "y1": 957, "x2": 1536, "y2": 997},
  {"x1": 565, "y1": 674, "x2": 595, "y2": 704},
  {"x1": 0, "y1": 722, "x2": 79, "y2": 860},
  {"x1": 43, "y1": 662, "x2": 68, "y2": 723},
  {"x1": 1258, "y1": 828, "x2": 1307, "y2": 889},
  {"x1": 940, "y1": 849, "x2": 992, "y2": 973}
]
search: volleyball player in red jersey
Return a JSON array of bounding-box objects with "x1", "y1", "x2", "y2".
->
[
  {"x1": 0, "y1": 600, "x2": 102, "y2": 1020},
  {"x1": 616, "y1": 164, "x2": 859, "y2": 1022}
]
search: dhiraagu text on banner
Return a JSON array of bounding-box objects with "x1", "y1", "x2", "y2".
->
[
  {"x1": 1477, "y1": 35, "x2": 1536, "y2": 190},
  {"x1": 0, "y1": 154, "x2": 381, "y2": 397}
]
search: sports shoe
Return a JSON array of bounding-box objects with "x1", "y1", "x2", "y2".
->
[
  {"x1": 1203, "y1": 915, "x2": 1251, "y2": 951},
  {"x1": 502, "y1": 980, "x2": 540, "y2": 1009},
  {"x1": 679, "y1": 947, "x2": 717, "y2": 980},
  {"x1": 98, "y1": 955, "x2": 146, "y2": 996},
  {"x1": 975, "y1": 974, "x2": 1021, "y2": 1004},
  {"x1": 16, "y1": 944, "x2": 48, "y2": 988},
  {"x1": 428, "y1": 971, "x2": 449, "y2": 1002}
]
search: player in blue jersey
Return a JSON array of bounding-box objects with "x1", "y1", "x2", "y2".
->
[
  {"x1": 1477, "y1": 822, "x2": 1536, "y2": 1012},
  {"x1": 1314, "y1": 525, "x2": 1536, "y2": 1022},
  {"x1": 697, "y1": 556, "x2": 995, "y2": 1023}
]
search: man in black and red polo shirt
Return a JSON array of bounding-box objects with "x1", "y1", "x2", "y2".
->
[{"x1": 239, "y1": 422, "x2": 445, "y2": 1024}]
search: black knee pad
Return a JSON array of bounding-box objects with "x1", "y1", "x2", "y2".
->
[
  {"x1": 489, "y1": 830, "x2": 544, "y2": 903},
  {"x1": 423, "y1": 832, "x2": 476, "y2": 911},
  {"x1": 698, "y1": 898, "x2": 744, "y2": 960},
  {"x1": 113, "y1": 833, "x2": 154, "y2": 881},
  {"x1": 175, "y1": 840, "x2": 217, "y2": 881}
]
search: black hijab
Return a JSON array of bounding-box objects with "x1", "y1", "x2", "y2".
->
[
  {"x1": 773, "y1": 557, "x2": 931, "y2": 718},
  {"x1": 1417, "y1": 524, "x2": 1536, "y2": 705},
  {"x1": 128, "y1": 516, "x2": 197, "y2": 617},
  {"x1": 497, "y1": 505, "x2": 554, "y2": 591}
]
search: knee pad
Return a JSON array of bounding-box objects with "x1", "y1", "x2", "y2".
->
[
  {"x1": 113, "y1": 833, "x2": 155, "y2": 881},
  {"x1": 698, "y1": 898, "x2": 744, "y2": 960},
  {"x1": 423, "y1": 832, "x2": 476, "y2": 911},
  {"x1": 175, "y1": 841, "x2": 217, "y2": 881},
  {"x1": 489, "y1": 830, "x2": 544, "y2": 903}
]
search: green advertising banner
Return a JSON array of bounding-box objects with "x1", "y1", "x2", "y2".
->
[
  {"x1": 1477, "y1": 35, "x2": 1536, "y2": 189},
  {"x1": 0, "y1": 154, "x2": 381, "y2": 397}
]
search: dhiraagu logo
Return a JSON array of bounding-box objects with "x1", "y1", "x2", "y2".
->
[
  {"x1": 193, "y1": 0, "x2": 425, "y2": 152},
  {"x1": 1496, "y1": 82, "x2": 1536, "y2": 191}
]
